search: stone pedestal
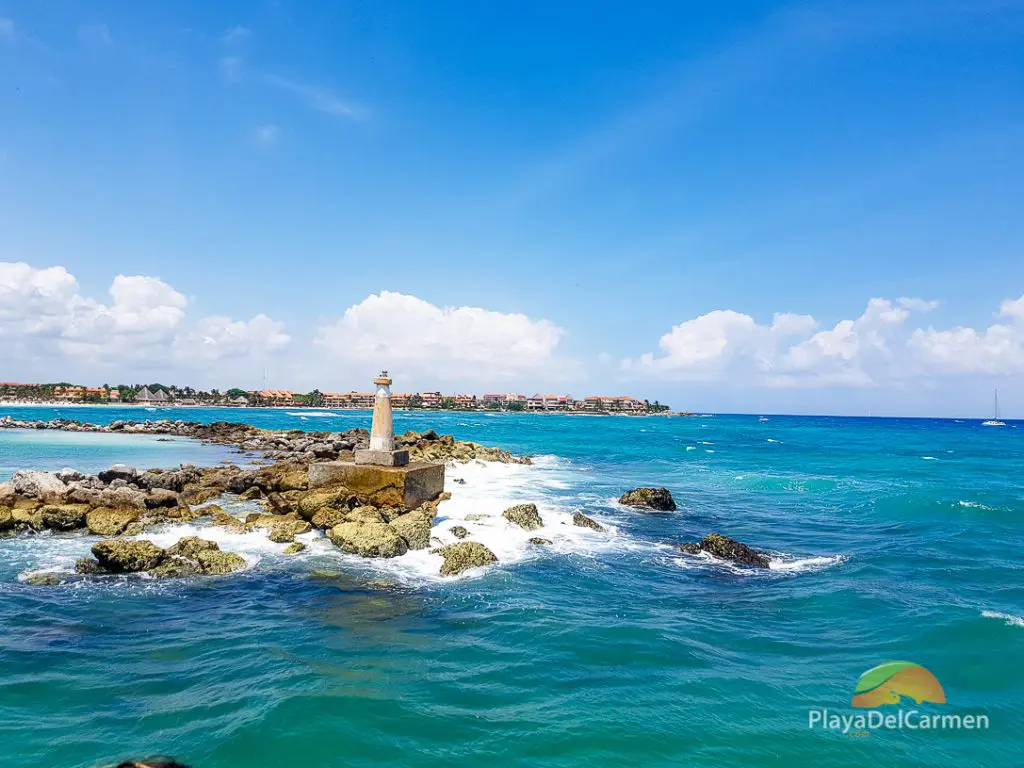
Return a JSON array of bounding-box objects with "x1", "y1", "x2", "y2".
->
[
  {"x1": 354, "y1": 449, "x2": 409, "y2": 467},
  {"x1": 308, "y1": 461, "x2": 445, "y2": 510}
]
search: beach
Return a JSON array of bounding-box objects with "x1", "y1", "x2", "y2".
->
[{"x1": 0, "y1": 405, "x2": 1021, "y2": 767}]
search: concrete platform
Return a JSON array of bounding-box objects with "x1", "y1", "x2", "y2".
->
[
  {"x1": 308, "y1": 461, "x2": 445, "y2": 509},
  {"x1": 354, "y1": 448, "x2": 409, "y2": 467}
]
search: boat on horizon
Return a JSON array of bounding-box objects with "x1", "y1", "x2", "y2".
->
[{"x1": 982, "y1": 389, "x2": 1006, "y2": 427}]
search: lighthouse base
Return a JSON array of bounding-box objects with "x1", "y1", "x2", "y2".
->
[
  {"x1": 354, "y1": 448, "x2": 409, "y2": 467},
  {"x1": 308, "y1": 460, "x2": 443, "y2": 509}
]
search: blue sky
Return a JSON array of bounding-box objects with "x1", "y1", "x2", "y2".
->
[{"x1": 1, "y1": 0, "x2": 1023, "y2": 416}]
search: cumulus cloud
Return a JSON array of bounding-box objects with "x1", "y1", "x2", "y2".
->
[
  {"x1": 0, "y1": 261, "x2": 289, "y2": 383},
  {"x1": 624, "y1": 294, "x2": 1024, "y2": 388},
  {"x1": 314, "y1": 291, "x2": 568, "y2": 384}
]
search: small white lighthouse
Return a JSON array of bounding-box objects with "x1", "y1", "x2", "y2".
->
[{"x1": 355, "y1": 370, "x2": 410, "y2": 466}]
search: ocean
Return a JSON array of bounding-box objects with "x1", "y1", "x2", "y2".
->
[{"x1": 0, "y1": 406, "x2": 1021, "y2": 767}]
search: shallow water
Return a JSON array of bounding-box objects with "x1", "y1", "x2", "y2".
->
[{"x1": 0, "y1": 406, "x2": 1021, "y2": 766}]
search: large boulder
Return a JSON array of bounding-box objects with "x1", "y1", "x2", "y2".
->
[
  {"x1": 390, "y1": 511, "x2": 432, "y2": 550},
  {"x1": 346, "y1": 506, "x2": 385, "y2": 524},
  {"x1": 254, "y1": 462, "x2": 308, "y2": 493},
  {"x1": 311, "y1": 507, "x2": 351, "y2": 529},
  {"x1": 245, "y1": 513, "x2": 312, "y2": 542},
  {"x1": 150, "y1": 557, "x2": 202, "y2": 579},
  {"x1": 39, "y1": 504, "x2": 89, "y2": 531},
  {"x1": 144, "y1": 488, "x2": 182, "y2": 509},
  {"x1": 196, "y1": 549, "x2": 247, "y2": 574},
  {"x1": 86, "y1": 507, "x2": 140, "y2": 536},
  {"x1": 99, "y1": 486, "x2": 148, "y2": 510},
  {"x1": 12, "y1": 470, "x2": 66, "y2": 501},
  {"x1": 678, "y1": 533, "x2": 770, "y2": 568},
  {"x1": 91, "y1": 539, "x2": 166, "y2": 573},
  {"x1": 0, "y1": 507, "x2": 15, "y2": 531},
  {"x1": 166, "y1": 536, "x2": 220, "y2": 560},
  {"x1": 137, "y1": 468, "x2": 199, "y2": 493},
  {"x1": 327, "y1": 521, "x2": 409, "y2": 558},
  {"x1": 435, "y1": 541, "x2": 498, "y2": 576},
  {"x1": 0, "y1": 482, "x2": 14, "y2": 506},
  {"x1": 502, "y1": 503, "x2": 543, "y2": 531},
  {"x1": 618, "y1": 487, "x2": 677, "y2": 512},
  {"x1": 296, "y1": 487, "x2": 352, "y2": 521},
  {"x1": 98, "y1": 464, "x2": 138, "y2": 485}
]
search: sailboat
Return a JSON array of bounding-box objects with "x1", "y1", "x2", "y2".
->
[{"x1": 982, "y1": 389, "x2": 1006, "y2": 427}]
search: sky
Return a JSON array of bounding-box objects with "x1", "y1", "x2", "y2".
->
[{"x1": 1, "y1": 0, "x2": 1023, "y2": 417}]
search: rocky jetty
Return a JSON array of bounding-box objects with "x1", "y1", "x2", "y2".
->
[
  {"x1": 677, "y1": 533, "x2": 771, "y2": 568},
  {"x1": 619, "y1": 487, "x2": 677, "y2": 512},
  {"x1": 71, "y1": 536, "x2": 248, "y2": 578}
]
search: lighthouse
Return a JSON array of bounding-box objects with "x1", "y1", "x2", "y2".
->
[{"x1": 355, "y1": 370, "x2": 410, "y2": 466}]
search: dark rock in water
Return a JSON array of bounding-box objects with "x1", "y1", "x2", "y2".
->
[
  {"x1": 450, "y1": 525, "x2": 469, "y2": 539},
  {"x1": 92, "y1": 539, "x2": 166, "y2": 573},
  {"x1": 529, "y1": 537, "x2": 552, "y2": 545},
  {"x1": 677, "y1": 542, "x2": 701, "y2": 555},
  {"x1": 434, "y1": 541, "x2": 498, "y2": 576},
  {"x1": 24, "y1": 571, "x2": 67, "y2": 586},
  {"x1": 502, "y1": 503, "x2": 543, "y2": 531},
  {"x1": 75, "y1": 558, "x2": 107, "y2": 575},
  {"x1": 572, "y1": 512, "x2": 603, "y2": 531},
  {"x1": 619, "y1": 487, "x2": 677, "y2": 512},
  {"x1": 677, "y1": 533, "x2": 770, "y2": 568},
  {"x1": 452, "y1": 478, "x2": 466, "y2": 485}
]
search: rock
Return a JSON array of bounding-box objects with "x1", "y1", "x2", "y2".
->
[
  {"x1": 98, "y1": 464, "x2": 138, "y2": 485},
  {"x1": 0, "y1": 482, "x2": 15, "y2": 506},
  {"x1": 11, "y1": 507, "x2": 43, "y2": 530},
  {"x1": 283, "y1": 541, "x2": 306, "y2": 555},
  {"x1": 86, "y1": 507, "x2": 140, "y2": 536},
  {"x1": 75, "y1": 558, "x2": 107, "y2": 575},
  {"x1": 195, "y1": 549, "x2": 247, "y2": 574},
  {"x1": 377, "y1": 506, "x2": 405, "y2": 523},
  {"x1": 529, "y1": 537, "x2": 552, "y2": 545},
  {"x1": 327, "y1": 521, "x2": 409, "y2": 558},
  {"x1": 465, "y1": 513, "x2": 490, "y2": 521},
  {"x1": 210, "y1": 509, "x2": 245, "y2": 532},
  {"x1": 678, "y1": 533, "x2": 770, "y2": 568},
  {"x1": 149, "y1": 557, "x2": 202, "y2": 578},
  {"x1": 91, "y1": 539, "x2": 166, "y2": 573},
  {"x1": 39, "y1": 504, "x2": 89, "y2": 531},
  {"x1": 245, "y1": 514, "x2": 312, "y2": 542},
  {"x1": 296, "y1": 487, "x2": 352, "y2": 521},
  {"x1": 390, "y1": 511, "x2": 432, "y2": 550},
  {"x1": 166, "y1": 536, "x2": 220, "y2": 560},
  {"x1": 677, "y1": 542, "x2": 701, "y2": 555},
  {"x1": 618, "y1": 487, "x2": 677, "y2": 512},
  {"x1": 345, "y1": 505, "x2": 386, "y2": 524},
  {"x1": 122, "y1": 522, "x2": 146, "y2": 536},
  {"x1": 0, "y1": 507, "x2": 14, "y2": 531},
  {"x1": 181, "y1": 486, "x2": 223, "y2": 506},
  {"x1": 263, "y1": 491, "x2": 303, "y2": 515},
  {"x1": 64, "y1": 483, "x2": 102, "y2": 506},
  {"x1": 144, "y1": 488, "x2": 182, "y2": 509},
  {"x1": 12, "y1": 470, "x2": 67, "y2": 501},
  {"x1": 254, "y1": 462, "x2": 308, "y2": 492},
  {"x1": 99, "y1": 486, "x2": 147, "y2": 510},
  {"x1": 238, "y1": 486, "x2": 263, "y2": 501},
  {"x1": 452, "y1": 478, "x2": 466, "y2": 485},
  {"x1": 435, "y1": 541, "x2": 498, "y2": 576},
  {"x1": 311, "y1": 507, "x2": 350, "y2": 529},
  {"x1": 502, "y1": 503, "x2": 543, "y2": 531},
  {"x1": 137, "y1": 468, "x2": 198, "y2": 493},
  {"x1": 55, "y1": 468, "x2": 85, "y2": 483},
  {"x1": 24, "y1": 572, "x2": 67, "y2": 586},
  {"x1": 572, "y1": 512, "x2": 603, "y2": 531},
  {"x1": 450, "y1": 525, "x2": 469, "y2": 539}
]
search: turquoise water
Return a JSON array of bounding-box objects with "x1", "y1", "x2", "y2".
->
[{"x1": 1, "y1": 406, "x2": 1021, "y2": 767}]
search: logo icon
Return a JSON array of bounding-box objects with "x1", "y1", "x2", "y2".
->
[{"x1": 851, "y1": 661, "x2": 946, "y2": 708}]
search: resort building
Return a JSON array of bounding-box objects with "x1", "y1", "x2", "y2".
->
[
  {"x1": 322, "y1": 392, "x2": 347, "y2": 408},
  {"x1": 419, "y1": 392, "x2": 442, "y2": 409},
  {"x1": 109, "y1": 389, "x2": 121, "y2": 402},
  {"x1": 136, "y1": 386, "x2": 170, "y2": 404},
  {"x1": 256, "y1": 389, "x2": 295, "y2": 407},
  {"x1": 543, "y1": 394, "x2": 573, "y2": 410},
  {"x1": 391, "y1": 393, "x2": 411, "y2": 408}
]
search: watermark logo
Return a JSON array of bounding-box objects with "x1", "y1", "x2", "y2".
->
[
  {"x1": 808, "y1": 660, "x2": 989, "y2": 735},
  {"x1": 850, "y1": 661, "x2": 945, "y2": 708}
]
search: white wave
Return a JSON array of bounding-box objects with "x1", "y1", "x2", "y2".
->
[
  {"x1": 981, "y1": 610, "x2": 1024, "y2": 628},
  {"x1": 287, "y1": 411, "x2": 339, "y2": 417},
  {"x1": 767, "y1": 438, "x2": 780, "y2": 443},
  {"x1": 705, "y1": 449, "x2": 715, "y2": 454},
  {"x1": 921, "y1": 456, "x2": 939, "y2": 461},
  {"x1": 685, "y1": 446, "x2": 696, "y2": 451},
  {"x1": 959, "y1": 501, "x2": 993, "y2": 510},
  {"x1": 768, "y1": 554, "x2": 847, "y2": 572},
  {"x1": 698, "y1": 441, "x2": 713, "y2": 445},
  {"x1": 675, "y1": 548, "x2": 846, "y2": 576}
]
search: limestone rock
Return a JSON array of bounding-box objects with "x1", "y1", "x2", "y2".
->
[
  {"x1": 98, "y1": 464, "x2": 138, "y2": 485},
  {"x1": 254, "y1": 462, "x2": 309, "y2": 492},
  {"x1": 327, "y1": 521, "x2": 409, "y2": 558},
  {"x1": 435, "y1": 541, "x2": 498, "y2": 576},
  {"x1": 0, "y1": 482, "x2": 14, "y2": 506},
  {"x1": 86, "y1": 507, "x2": 140, "y2": 536},
  {"x1": 465, "y1": 513, "x2": 490, "y2": 521},
  {"x1": 181, "y1": 486, "x2": 222, "y2": 506},
  {"x1": 450, "y1": 525, "x2": 469, "y2": 539},
  {"x1": 166, "y1": 536, "x2": 219, "y2": 560},
  {"x1": 618, "y1": 487, "x2": 677, "y2": 512},
  {"x1": 345, "y1": 506, "x2": 385, "y2": 524},
  {"x1": 245, "y1": 513, "x2": 312, "y2": 542},
  {"x1": 283, "y1": 541, "x2": 306, "y2": 555},
  {"x1": 0, "y1": 507, "x2": 14, "y2": 531},
  {"x1": 237, "y1": 486, "x2": 263, "y2": 501},
  {"x1": 12, "y1": 470, "x2": 66, "y2": 501},
  {"x1": 144, "y1": 488, "x2": 182, "y2": 509},
  {"x1": 677, "y1": 533, "x2": 770, "y2": 568},
  {"x1": 211, "y1": 509, "x2": 245, "y2": 532},
  {"x1": 502, "y1": 503, "x2": 543, "y2": 531},
  {"x1": 390, "y1": 511, "x2": 432, "y2": 550},
  {"x1": 529, "y1": 537, "x2": 552, "y2": 545},
  {"x1": 572, "y1": 512, "x2": 603, "y2": 531},
  {"x1": 296, "y1": 487, "x2": 352, "y2": 521},
  {"x1": 12, "y1": 507, "x2": 43, "y2": 530},
  {"x1": 55, "y1": 468, "x2": 85, "y2": 483},
  {"x1": 99, "y1": 486, "x2": 147, "y2": 510},
  {"x1": 75, "y1": 558, "x2": 107, "y2": 575},
  {"x1": 39, "y1": 504, "x2": 89, "y2": 531},
  {"x1": 24, "y1": 572, "x2": 67, "y2": 586},
  {"x1": 196, "y1": 549, "x2": 247, "y2": 574},
  {"x1": 311, "y1": 506, "x2": 350, "y2": 529},
  {"x1": 91, "y1": 539, "x2": 166, "y2": 573},
  {"x1": 150, "y1": 557, "x2": 203, "y2": 578}
]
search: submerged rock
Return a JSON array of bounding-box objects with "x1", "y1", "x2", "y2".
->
[
  {"x1": 677, "y1": 533, "x2": 770, "y2": 568},
  {"x1": 450, "y1": 525, "x2": 469, "y2": 539},
  {"x1": 529, "y1": 537, "x2": 552, "y2": 545},
  {"x1": 92, "y1": 539, "x2": 166, "y2": 573},
  {"x1": 435, "y1": 541, "x2": 498, "y2": 576},
  {"x1": 283, "y1": 541, "x2": 306, "y2": 555},
  {"x1": 74, "y1": 557, "x2": 107, "y2": 575},
  {"x1": 619, "y1": 487, "x2": 677, "y2": 512},
  {"x1": 502, "y1": 503, "x2": 543, "y2": 531},
  {"x1": 24, "y1": 571, "x2": 67, "y2": 586},
  {"x1": 572, "y1": 512, "x2": 603, "y2": 531},
  {"x1": 328, "y1": 521, "x2": 409, "y2": 558}
]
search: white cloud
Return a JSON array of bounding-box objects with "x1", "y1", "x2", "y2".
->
[
  {"x1": 254, "y1": 123, "x2": 281, "y2": 147},
  {"x1": 0, "y1": 262, "x2": 289, "y2": 383},
  {"x1": 314, "y1": 291, "x2": 568, "y2": 384},
  {"x1": 264, "y1": 74, "x2": 366, "y2": 120},
  {"x1": 623, "y1": 294, "x2": 1020, "y2": 388}
]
